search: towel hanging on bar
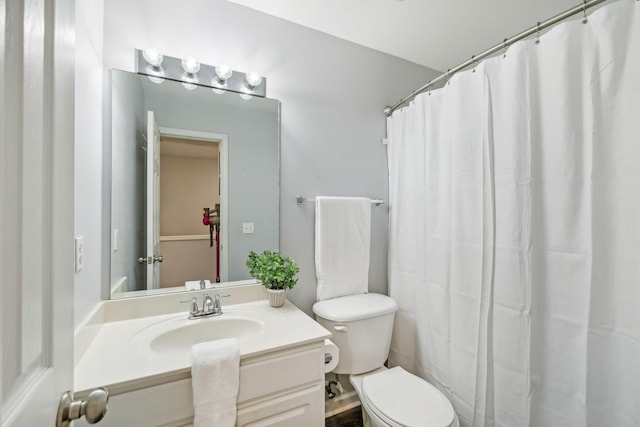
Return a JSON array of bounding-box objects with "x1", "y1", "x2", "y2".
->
[{"x1": 296, "y1": 195, "x2": 384, "y2": 206}]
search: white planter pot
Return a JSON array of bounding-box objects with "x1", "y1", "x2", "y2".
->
[{"x1": 267, "y1": 289, "x2": 286, "y2": 307}]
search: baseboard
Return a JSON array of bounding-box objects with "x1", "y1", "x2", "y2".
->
[{"x1": 325, "y1": 390, "x2": 361, "y2": 418}]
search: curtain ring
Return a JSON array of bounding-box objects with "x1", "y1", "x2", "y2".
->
[
  {"x1": 582, "y1": 0, "x2": 588, "y2": 24},
  {"x1": 535, "y1": 22, "x2": 541, "y2": 45}
]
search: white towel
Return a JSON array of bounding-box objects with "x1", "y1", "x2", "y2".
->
[
  {"x1": 190, "y1": 338, "x2": 240, "y2": 427},
  {"x1": 315, "y1": 196, "x2": 371, "y2": 301}
]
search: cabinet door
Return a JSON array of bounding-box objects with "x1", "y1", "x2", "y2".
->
[
  {"x1": 75, "y1": 379, "x2": 194, "y2": 427},
  {"x1": 237, "y1": 384, "x2": 324, "y2": 427}
]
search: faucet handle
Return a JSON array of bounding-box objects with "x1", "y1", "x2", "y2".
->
[
  {"x1": 180, "y1": 296, "x2": 199, "y2": 317},
  {"x1": 202, "y1": 294, "x2": 215, "y2": 315},
  {"x1": 213, "y1": 294, "x2": 231, "y2": 306},
  {"x1": 212, "y1": 294, "x2": 230, "y2": 314}
]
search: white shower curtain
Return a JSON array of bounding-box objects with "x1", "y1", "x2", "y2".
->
[{"x1": 387, "y1": 1, "x2": 640, "y2": 425}]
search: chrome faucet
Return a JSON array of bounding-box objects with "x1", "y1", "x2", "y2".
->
[{"x1": 181, "y1": 294, "x2": 230, "y2": 319}]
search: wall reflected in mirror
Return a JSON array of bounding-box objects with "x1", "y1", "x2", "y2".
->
[{"x1": 110, "y1": 70, "x2": 280, "y2": 298}]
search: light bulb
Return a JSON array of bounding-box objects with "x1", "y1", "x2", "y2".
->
[
  {"x1": 181, "y1": 56, "x2": 200, "y2": 74},
  {"x1": 181, "y1": 73, "x2": 198, "y2": 90},
  {"x1": 215, "y1": 64, "x2": 233, "y2": 81},
  {"x1": 245, "y1": 71, "x2": 263, "y2": 88},
  {"x1": 211, "y1": 77, "x2": 227, "y2": 89},
  {"x1": 142, "y1": 49, "x2": 163, "y2": 68},
  {"x1": 145, "y1": 65, "x2": 165, "y2": 84}
]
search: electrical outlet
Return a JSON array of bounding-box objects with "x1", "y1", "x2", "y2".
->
[
  {"x1": 242, "y1": 222, "x2": 254, "y2": 234},
  {"x1": 75, "y1": 236, "x2": 84, "y2": 272}
]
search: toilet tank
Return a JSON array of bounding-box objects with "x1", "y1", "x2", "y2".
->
[{"x1": 313, "y1": 293, "x2": 398, "y2": 375}]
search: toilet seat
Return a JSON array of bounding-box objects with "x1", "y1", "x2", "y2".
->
[{"x1": 361, "y1": 367, "x2": 455, "y2": 427}]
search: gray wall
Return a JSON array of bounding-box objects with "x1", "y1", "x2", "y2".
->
[
  {"x1": 143, "y1": 83, "x2": 280, "y2": 281},
  {"x1": 94, "y1": 0, "x2": 441, "y2": 317},
  {"x1": 110, "y1": 71, "x2": 146, "y2": 292}
]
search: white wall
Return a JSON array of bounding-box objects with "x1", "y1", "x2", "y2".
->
[
  {"x1": 75, "y1": 0, "x2": 104, "y2": 324},
  {"x1": 73, "y1": 0, "x2": 441, "y2": 320}
]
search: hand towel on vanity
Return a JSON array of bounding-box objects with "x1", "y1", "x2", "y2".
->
[
  {"x1": 190, "y1": 338, "x2": 240, "y2": 427},
  {"x1": 315, "y1": 196, "x2": 371, "y2": 301}
]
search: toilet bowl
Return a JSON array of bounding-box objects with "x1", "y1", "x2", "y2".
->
[
  {"x1": 313, "y1": 293, "x2": 459, "y2": 427},
  {"x1": 350, "y1": 367, "x2": 459, "y2": 427}
]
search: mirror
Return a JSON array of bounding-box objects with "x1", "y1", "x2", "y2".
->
[{"x1": 110, "y1": 70, "x2": 280, "y2": 298}]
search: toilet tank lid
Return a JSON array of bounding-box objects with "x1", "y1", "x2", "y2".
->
[{"x1": 312, "y1": 293, "x2": 398, "y2": 322}]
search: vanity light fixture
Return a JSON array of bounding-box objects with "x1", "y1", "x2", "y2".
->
[{"x1": 135, "y1": 49, "x2": 267, "y2": 97}]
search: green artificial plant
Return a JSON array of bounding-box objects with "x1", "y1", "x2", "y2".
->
[{"x1": 246, "y1": 250, "x2": 300, "y2": 290}]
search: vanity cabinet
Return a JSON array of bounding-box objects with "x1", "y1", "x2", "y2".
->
[
  {"x1": 77, "y1": 341, "x2": 325, "y2": 427},
  {"x1": 237, "y1": 384, "x2": 323, "y2": 426},
  {"x1": 236, "y1": 343, "x2": 324, "y2": 427}
]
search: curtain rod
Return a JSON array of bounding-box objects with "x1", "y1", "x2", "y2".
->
[{"x1": 384, "y1": 0, "x2": 610, "y2": 117}]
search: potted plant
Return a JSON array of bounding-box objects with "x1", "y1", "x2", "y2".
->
[{"x1": 246, "y1": 249, "x2": 299, "y2": 307}]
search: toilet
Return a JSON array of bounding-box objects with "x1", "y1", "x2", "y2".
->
[{"x1": 313, "y1": 293, "x2": 459, "y2": 427}]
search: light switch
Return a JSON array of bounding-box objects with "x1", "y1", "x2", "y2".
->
[
  {"x1": 242, "y1": 223, "x2": 254, "y2": 234},
  {"x1": 113, "y1": 228, "x2": 119, "y2": 252},
  {"x1": 75, "y1": 236, "x2": 84, "y2": 272}
]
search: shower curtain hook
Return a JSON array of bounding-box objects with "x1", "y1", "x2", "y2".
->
[
  {"x1": 503, "y1": 39, "x2": 509, "y2": 58},
  {"x1": 446, "y1": 69, "x2": 452, "y2": 85},
  {"x1": 582, "y1": 0, "x2": 588, "y2": 24},
  {"x1": 472, "y1": 55, "x2": 477, "y2": 73},
  {"x1": 535, "y1": 22, "x2": 541, "y2": 45}
]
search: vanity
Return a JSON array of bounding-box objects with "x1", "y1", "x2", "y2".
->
[
  {"x1": 89, "y1": 63, "x2": 324, "y2": 426},
  {"x1": 74, "y1": 284, "x2": 331, "y2": 427}
]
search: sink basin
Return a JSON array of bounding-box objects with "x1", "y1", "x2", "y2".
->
[
  {"x1": 129, "y1": 313, "x2": 265, "y2": 355},
  {"x1": 151, "y1": 317, "x2": 262, "y2": 354}
]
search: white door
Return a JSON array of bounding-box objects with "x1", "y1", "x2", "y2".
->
[
  {"x1": 146, "y1": 111, "x2": 162, "y2": 289},
  {"x1": 0, "y1": 0, "x2": 77, "y2": 425}
]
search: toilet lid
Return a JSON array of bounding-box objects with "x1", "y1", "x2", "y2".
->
[{"x1": 362, "y1": 367, "x2": 455, "y2": 427}]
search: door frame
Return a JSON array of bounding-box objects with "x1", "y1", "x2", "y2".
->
[
  {"x1": 146, "y1": 111, "x2": 161, "y2": 289},
  {"x1": 158, "y1": 127, "x2": 229, "y2": 283}
]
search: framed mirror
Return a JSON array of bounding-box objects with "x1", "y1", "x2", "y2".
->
[{"x1": 110, "y1": 70, "x2": 280, "y2": 298}]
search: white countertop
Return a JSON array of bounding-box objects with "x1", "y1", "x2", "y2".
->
[{"x1": 74, "y1": 296, "x2": 331, "y2": 395}]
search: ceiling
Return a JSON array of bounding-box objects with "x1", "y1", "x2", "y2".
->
[{"x1": 226, "y1": 0, "x2": 580, "y2": 72}]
